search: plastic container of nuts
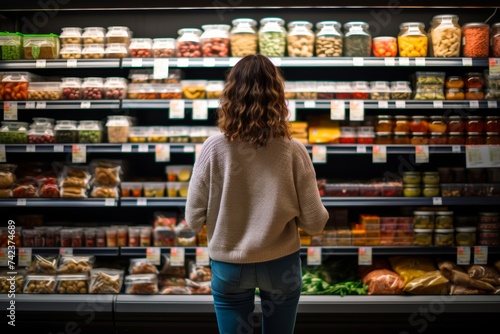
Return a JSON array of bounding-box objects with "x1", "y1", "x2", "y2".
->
[
  {"x1": 59, "y1": 44, "x2": 82, "y2": 59},
  {"x1": 152, "y1": 38, "x2": 176, "y2": 58},
  {"x1": 82, "y1": 27, "x2": 106, "y2": 44},
  {"x1": 104, "y1": 77, "x2": 128, "y2": 99},
  {"x1": 106, "y1": 115, "x2": 131, "y2": 143},
  {"x1": 315, "y1": 21, "x2": 343, "y2": 57},
  {"x1": 286, "y1": 21, "x2": 315, "y2": 57},
  {"x1": 105, "y1": 43, "x2": 129, "y2": 58},
  {"x1": 28, "y1": 82, "x2": 62, "y2": 100},
  {"x1": 82, "y1": 43, "x2": 105, "y2": 59},
  {"x1": 230, "y1": 18, "x2": 258, "y2": 56},
  {"x1": 176, "y1": 28, "x2": 202, "y2": 58},
  {"x1": 60, "y1": 27, "x2": 82, "y2": 45},
  {"x1": 200, "y1": 24, "x2": 230, "y2": 57},
  {"x1": 129, "y1": 38, "x2": 153, "y2": 58},
  {"x1": 106, "y1": 26, "x2": 132, "y2": 45}
]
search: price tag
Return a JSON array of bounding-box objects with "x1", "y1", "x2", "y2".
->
[
  {"x1": 384, "y1": 57, "x2": 396, "y2": 66},
  {"x1": 66, "y1": 59, "x2": 77, "y2": 68},
  {"x1": 138, "y1": 144, "x2": 149, "y2": 153},
  {"x1": 155, "y1": 144, "x2": 170, "y2": 162},
  {"x1": 456, "y1": 246, "x2": 471, "y2": 265},
  {"x1": 169, "y1": 100, "x2": 185, "y2": 119},
  {"x1": 433, "y1": 101, "x2": 443, "y2": 108},
  {"x1": 432, "y1": 197, "x2": 443, "y2": 206},
  {"x1": 489, "y1": 58, "x2": 500, "y2": 76},
  {"x1": 202, "y1": 58, "x2": 216, "y2": 67},
  {"x1": 36, "y1": 59, "x2": 46, "y2": 68},
  {"x1": 17, "y1": 248, "x2": 32, "y2": 267},
  {"x1": 137, "y1": 198, "x2": 147, "y2": 206},
  {"x1": 287, "y1": 100, "x2": 296, "y2": 121},
  {"x1": 146, "y1": 247, "x2": 161, "y2": 265},
  {"x1": 378, "y1": 101, "x2": 389, "y2": 108},
  {"x1": 452, "y1": 145, "x2": 462, "y2": 153},
  {"x1": 131, "y1": 58, "x2": 143, "y2": 67},
  {"x1": 490, "y1": 146, "x2": 500, "y2": 166},
  {"x1": 356, "y1": 145, "x2": 367, "y2": 153},
  {"x1": 104, "y1": 198, "x2": 116, "y2": 206},
  {"x1": 170, "y1": 247, "x2": 185, "y2": 266},
  {"x1": 36, "y1": 101, "x2": 47, "y2": 109},
  {"x1": 469, "y1": 100, "x2": 480, "y2": 109},
  {"x1": 352, "y1": 57, "x2": 364, "y2": 66},
  {"x1": 208, "y1": 99, "x2": 220, "y2": 109},
  {"x1": 398, "y1": 57, "x2": 410, "y2": 66},
  {"x1": 372, "y1": 145, "x2": 387, "y2": 163},
  {"x1": 3, "y1": 102, "x2": 18, "y2": 120},
  {"x1": 59, "y1": 248, "x2": 73, "y2": 255},
  {"x1": 71, "y1": 144, "x2": 86, "y2": 163},
  {"x1": 349, "y1": 100, "x2": 364, "y2": 121},
  {"x1": 462, "y1": 58, "x2": 473, "y2": 66},
  {"x1": 415, "y1": 145, "x2": 429, "y2": 163},
  {"x1": 466, "y1": 145, "x2": 487, "y2": 168},
  {"x1": 153, "y1": 58, "x2": 169, "y2": 79},
  {"x1": 304, "y1": 100, "x2": 316, "y2": 109},
  {"x1": 25, "y1": 101, "x2": 36, "y2": 109},
  {"x1": 395, "y1": 100, "x2": 406, "y2": 109},
  {"x1": 53, "y1": 145, "x2": 64, "y2": 152},
  {"x1": 330, "y1": 100, "x2": 345, "y2": 120},
  {"x1": 16, "y1": 198, "x2": 26, "y2": 206},
  {"x1": 176, "y1": 58, "x2": 190, "y2": 67},
  {"x1": 229, "y1": 57, "x2": 241, "y2": 67},
  {"x1": 487, "y1": 101, "x2": 498, "y2": 108},
  {"x1": 121, "y1": 144, "x2": 132, "y2": 152},
  {"x1": 0, "y1": 145, "x2": 5, "y2": 163},
  {"x1": 474, "y1": 246, "x2": 488, "y2": 265},
  {"x1": 26, "y1": 145, "x2": 36, "y2": 152},
  {"x1": 312, "y1": 145, "x2": 327, "y2": 164},
  {"x1": 196, "y1": 247, "x2": 210, "y2": 266},
  {"x1": 0, "y1": 248, "x2": 6, "y2": 266},
  {"x1": 358, "y1": 247, "x2": 372, "y2": 266},
  {"x1": 269, "y1": 57, "x2": 281, "y2": 66},
  {"x1": 183, "y1": 145, "x2": 195, "y2": 153},
  {"x1": 415, "y1": 58, "x2": 426, "y2": 66},
  {"x1": 192, "y1": 100, "x2": 208, "y2": 120},
  {"x1": 306, "y1": 247, "x2": 322, "y2": 265},
  {"x1": 80, "y1": 101, "x2": 91, "y2": 109}
]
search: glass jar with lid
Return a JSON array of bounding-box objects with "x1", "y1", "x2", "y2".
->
[
  {"x1": 404, "y1": 184, "x2": 421, "y2": 197},
  {"x1": 230, "y1": 18, "x2": 258, "y2": 57},
  {"x1": 393, "y1": 132, "x2": 410, "y2": 144},
  {"x1": 60, "y1": 27, "x2": 82, "y2": 45},
  {"x1": 106, "y1": 26, "x2": 132, "y2": 45},
  {"x1": 422, "y1": 184, "x2": 440, "y2": 197},
  {"x1": 152, "y1": 38, "x2": 176, "y2": 58},
  {"x1": 374, "y1": 132, "x2": 393, "y2": 144},
  {"x1": 465, "y1": 115, "x2": 484, "y2": 133},
  {"x1": 465, "y1": 87, "x2": 485, "y2": 100},
  {"x1": 446, "y1": 115, "x2": 464, "y2": 133},
  {"x1": 129, "y1": 38, "x2": 153, "y2": 58},
  {"x1": 428, "y1": 116, "x2": 447, "y2": 133},
  {"x1": 486, "y1": 133, "x2": 500, "y2": 144},
  {"x1": 413, "y1": 229, "x2": 433, "y2": 246},
  {"x1": 81, "y1": 77, "x2": 104, "y2": 100},
  {"x1": 394, "y1": 116, "x2": 410, "y2": 133},
  {"x1": 462, "y1": 23, "x2": 489, "y2": 58},
  {"x1": 455, "y1": 226, "x2": 476, "y2": 246},
  {"x1": 410, "y1": 116, "x2": 429, "y2": 133},
  {"x1": 176, "y1": 28, "x2": 202, "y2": 58},
  {"x1": 413, "y1": 210, "x2": 435, "y2": 229},
  {"x1": 428, "y1": 14, "x2": 461, "y2": 57},
  {"x1": 492, "y1": 23, "x2": 500, "y2": 57},
  {"x1": 429, "y1": 132, "x2": 447, "y2": 145},
  {"x1": 486, "y1": 116, "x2": 500, "y2": 133},
  {"x1": 464, "y1": 72, "x2": 484, "y2": 89},
  {"x1": 259, "y1": 17, "x2": 287, "y2": 57},
  {"x1": 445, "y1": 76, "x2": 464, "y2": 89},
  {"x1": 375, "y1": 115, "x2": 393, "y2": 132},
  {"x1": 465, "y1": 132, "x2": 485, "y2": 145},
  {"x1": 403, "y1": 171, "x2": 421, "y2": 184},
  {"x1": 106, "y1": 115, "x2": 130, "y2": 143},
  {"x1": 411, "y1": 133, "x2": 429, "y2": 145},
  {"x1": 82, "y1": 27, "x2": 106, "y2": 44},
  {"x1": 343, "y1": 21, "x2": 371, "y2": 57},
  {"x1": 372, "y1": 36, "x2": 397, "y2": 57},
  {"x1": 54, "y1": 120, "x2": 78, "y2": 143},
  {"x1": 445, "y1": 88, "x2": 465, "y2": 100},
  {"x1": 434, "y1": 229, "x2": 455, "y2": 246},
  {"x1": 200, "y1": 24, "x2": 230, "y2": 57},
  {"x1": 448, "y1": 132, "x2": 465, "y2": 145},
  {"x1": 397, "y1": 22, "x2": 428, "y2": 57},
  {"x1": 435, "y1": 211, "x2": 454, "y2": 229},
  {"x1": 286, "y1": 21, "x2": 314, "y2": 57},
  {"x1": 315, "y1": 21, "x2": 343, "y2": 57},
  {"x1": 77, "y1": 120, "x2": 102, "y2": 143}
]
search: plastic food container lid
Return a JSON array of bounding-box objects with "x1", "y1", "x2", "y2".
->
[
  {"x1": 434, "y1": 229, "x2": 455, "y2": 233},
  {"x1": 435, "y1": 211, "x2": 453, "y2": 215},
  {"x1": 414, "y1": 211, "x2": 435, "y2": 215},
  {"x1": 456, "y1": 227, "x2": 476, "y2": 232},
  {"x1": 413, "y1": 229, "x2": 433, "y2": 233}
]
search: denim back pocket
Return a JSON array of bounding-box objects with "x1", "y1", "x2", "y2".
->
[{"x1": 210, "y1": 259, "x2": 244, "y2": 294}]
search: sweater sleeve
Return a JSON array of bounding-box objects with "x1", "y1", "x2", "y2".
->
[
  {"x1": 184, "y1": 142, "x2": 211, "y2": 232},
  {"x1": 293, "y1": 141, "x2": 329, "y2": 235}
]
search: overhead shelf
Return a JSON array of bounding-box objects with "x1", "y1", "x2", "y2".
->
[
  {"x1": 0, "y1": 100, "x2": 121, "y2": 110},
  {"x1": 19, "y1": 247, "x2": 120, "y2": 256},
  {"x1": 0, "y1": 198, "x2": 118, "y2": 207},
  {"x1": 4, "y1": 143, "x2": 196, "y2": 153},
  {"x1": 0, "y1": 59, "x2": 121, "y2": 69}
]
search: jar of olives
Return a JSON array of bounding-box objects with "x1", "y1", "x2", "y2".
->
[
  {"x1": 54, "y1": 120, "x2": 78, "y2": 143},
  {"x1": 77, "y1": 120, "x2": 102, "y2": 143},
  {"x1": 343, "y1": 21, "x2": 371, "y2": 57}
]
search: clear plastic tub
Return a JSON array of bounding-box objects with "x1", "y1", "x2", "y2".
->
[
  {"x1": 159, "y1": 84, "x2": 182, "y2": 99},
  {"x1": 206, "y1": 80, "x2": 224, "y2": 99},
  {"x1": 77, "y1": 120, "x2": 102, "y2": 143},
  {"x1": 181, "y1": 80, "x2": 207, "y2": 99},
  {"x1": 27, "y1": 125, "x2": 55, "y2": 144},
  {"x1": 2, "y1": 72, "x2": 30, "y2": 101},
  {"x1": 147, "y1": 126, "x2": 168, "y2": 142},
  {"x1": 106, "y1": 26, "x2": 132, "y2": 45},
  {"x1": 166, "y1": 182, "x2": 189, "y2": 197},
  {"x1": 59, "y1": 44, "x2": 82, "y2": 59},
  {"x1": 81, "y1": 77, "x2": 104, "y2": 100},
  {"x1": 106, "y1": 115, "x2": 130, "y2": 143},
  {"x1": 28, "y1": 82, "x2": 61, "y2": 100},
  {"x1": 165, "y1": 165, "x2": 193, "y2": 182},
  {"x1": 143, "y1": 182, "x2": 165, "y2": 197},
  {"x1": 82, "y1": 43, "x2": 105, "y2": 59},
  {"x1": 152, "y1": 38, "x2": 176, "y2": 58},
  {"x1": 54, "y1": 120, "x2": 78, "y2": 143},
  {"x1": 0, "y1": 121, "x2": 28, "y2": 144},
  {"x1": 104, "y1": 77, "x2": 127, "y2": 99},
  {"x1": 129, "y1": 38, "x2": 153, "y2": 58},
  {"x1": 128, "y1": 126, "x2": 150, "y2": 143},
  {"x1": 369, "y1": 81, "x2": 391, "y2": 100},
  {"x1": 61, "y1": 77, "x2": 82, "y2": 100},
  {"x1": 105, "y1": 43, "x2": 129, "y2": 58},
  {"x1": 121, "y1": 182, "x2": 143, "y2": 197},
  {"x1": 82, "y1": 27, "x2": 106, "y2": 44},
  {"x1": 60, "y1": 27, "x2": 82, "y2": 45},
  {"x1": 23, "y1": 33, "x2": 60, "y2": 59},
  {"x1": 0, "y1": 32, "x2": 23, "y2": 60}
]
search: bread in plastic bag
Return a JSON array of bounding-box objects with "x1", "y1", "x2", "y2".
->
[
  {"x1": 403, "y1": 270, "x2": 449, "y2": 295},
  {"x1": 389, "y1": 256, "x2": 436, "y2": 285},
  {"x1": 361, "y1": 269, "x2": 405, "y2": 295}
]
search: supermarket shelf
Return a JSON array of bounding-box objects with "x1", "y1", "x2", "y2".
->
[
  {"x1": 120, "y1": 246, "x2": 198, "y2": 256},
  {"x1": 0, "y1": 294, "x2": 115, "y2": 312},
  {"x1": 292, "y1": 100, "x2": 498, "y2": 109},
  {"x1": 121, "y1": 57, "x2": 489, "y2": 68},
  {"x1": 305, "y1": 144, "x2": 465, "y2": 154},
  {"x1": 121, "y1": 99, "x2": 220, "y2": 109},
  {"x1": 3, "y1": 143, "x2": 196, "y2": 153},
  {"x1": 309, "y1": 246, "x2": 500, "y2": 256},
  {"x1": 120, "y1": 197, "x2": 188, "y2": 207},
  {"x1": 0, "y1": 100, "x2": 121, "y2": 109},
  {"x1": 0, "y1": 198, "x2": 118, "y2": 207},
  {"x1": 320, "y1": 196, "x2": 500, "y2": 206},
  {"x1": 17, "y1": 247, "x2": 120, "y2": 256},
  {"x1": 0, "y1": 59, "x2": 121, "y2": 69}
]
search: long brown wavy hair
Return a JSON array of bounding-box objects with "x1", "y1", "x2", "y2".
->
[{"x1": 217, "y1": 54, "x2": 291, "y2": 147}]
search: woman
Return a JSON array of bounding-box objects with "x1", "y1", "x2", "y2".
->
[{"x1": 185, "y1": 54, "x2": 329, "y2": 334}]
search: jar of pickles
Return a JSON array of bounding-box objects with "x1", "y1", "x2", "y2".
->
[
  {"x1": 176, "y1": 28, "x2": 202, "y2": 58},
  {"x1": 200, "y1": 24, "x2": 230, "y2": 57},
  {"x1": 413, "y1": 210, "x2": 435, "y2": 229},
  {"x1": 230, "y1": 18, "x2": 258, "y2": 57},
  {"x1": 434, "y1": 229, "x2": 454, "y2": 246},
  {"x1": 423, "y1": 171, "x2": 440, "y2": 184},
  {"x1": 315, "y1": 21, "x2": 343, "y2": 57},
  {"x1": 287, "y1": 21, "x2": 314, "y2": 57},
  {"x1": 259, "y1": 17, "x2": 286, "y2": 57},
  {"x1": 422, "y1": 184, "x2": 440, "y2": 197},
  {"x1": 343, "y1": 21, "x2": 371, "y2": 57},
  {"x1": 446, "y1": 116, "x2": 465, "y2": 132},
  {"x1": 455, "y1": 226, "x2": 476, "y2": 246},
  {"x1": 462, "y1": 23, "x2": 489, "y2": 58},
  {"x1": 435, "y1": 211, "x2": 454, "y2": 229},
  {"x1": 492, "y1": 22, "x2": 500, "y2": 57},
  {"x1": 397, "y1": 22, "x2": 428, "y2": 57},
  {"x1": 403, "y1": 171, "x2": 421, "y2": 184},
  {"x1": 413, "y1": 229, "x2": 433, "y2": 246},
  {"x1": 429, "y1": 14, "x2": 461, "y2": 57},
  {"x1": 465, "y1": 115, "x2": 484, "y2": 133}
]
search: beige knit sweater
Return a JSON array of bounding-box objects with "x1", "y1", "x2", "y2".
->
[{"x1": 185, "y1": 133, "x2": 329, "y2": 263}]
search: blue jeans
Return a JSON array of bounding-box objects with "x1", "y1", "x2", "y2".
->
[{"x1": 210, "y1": 251, "x2": 302, "y2": 334}]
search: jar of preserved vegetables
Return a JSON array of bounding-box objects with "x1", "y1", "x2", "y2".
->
[
  {"x1": 446, "y1": 116, "x2": 464, "y2": 132},
  {"x1": 429, "y1": 14, "x2": 461, "y2": 57},
  {"x1": 259, "y1": 17, "x2": 286, "y2": 57},
  {"x1": 462, "y1": 23, "x2": 489, "y2": 58},
  {"x1": 398, "y1": 22, "x2": 428, "y2": 57},
  {"x1": 230, "y1": 18, "x2": 258, "y2": 57},
  {"x1": 315, "y1": 21, "x2": 343, "y2": 57},
  {"x1": 465, "y1": 115, "x2": 484, "y2": 133},
  {"x1": 343, "y1": 21, "x2": 371, "y2": 57}
]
